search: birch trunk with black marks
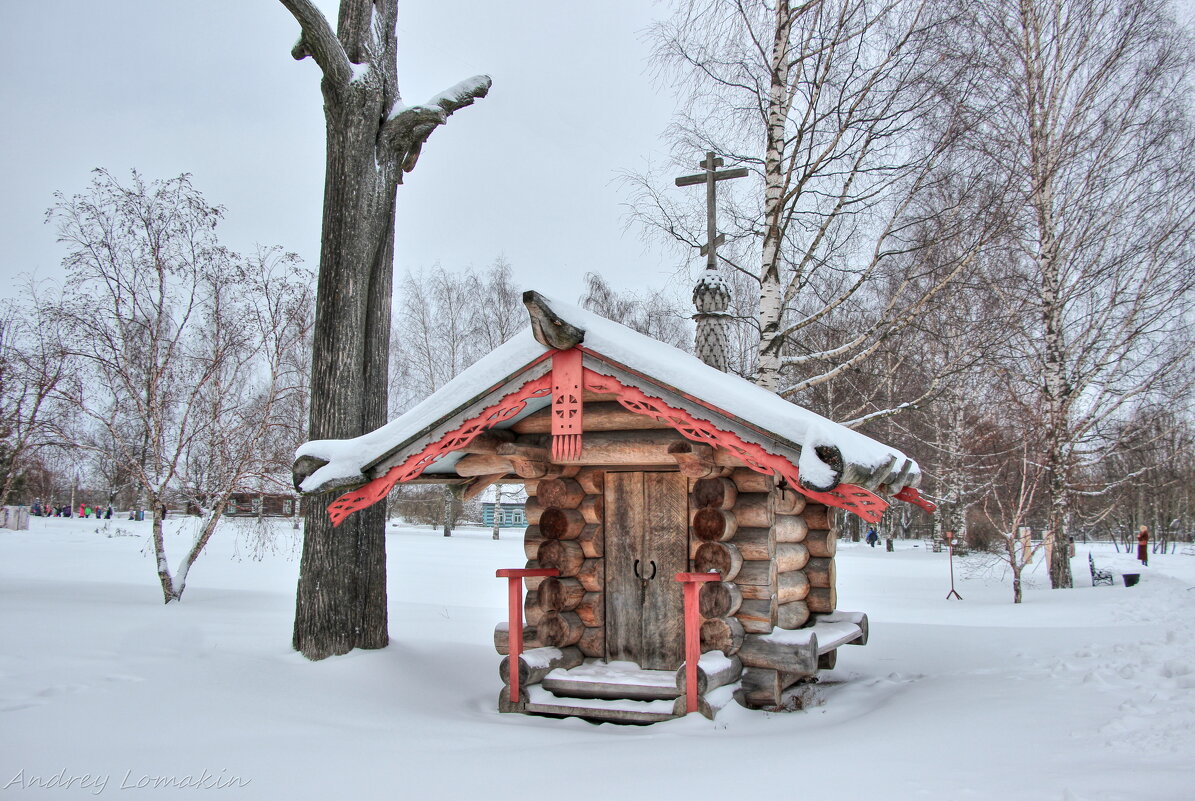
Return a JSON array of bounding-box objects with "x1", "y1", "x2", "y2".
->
[
  {"x1": 755, "y1": 1, "x2": 794, "y2": 393},
  {"x1": 279, "y1": 0, "x2": 490, "y2": 659}
]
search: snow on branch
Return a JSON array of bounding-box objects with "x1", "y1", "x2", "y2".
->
[{"x1": 381, "y1": 76, "x2": 493, "y2": 175}]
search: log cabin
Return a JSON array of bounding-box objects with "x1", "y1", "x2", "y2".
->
[{"x1": 293, "y1": 291, "x2": 934, "y2": 723}]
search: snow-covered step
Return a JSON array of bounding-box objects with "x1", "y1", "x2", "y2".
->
[
  {"x1": 541, "y1": 659, "x2": 681, "y2": 701},
  {"x1": 525, "y1": 685, "x2": 679, "y2": 724}
]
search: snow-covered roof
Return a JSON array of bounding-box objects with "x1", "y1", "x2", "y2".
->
[{"x1": 296, "y1": 293, "x2": 921, "y2": 497}]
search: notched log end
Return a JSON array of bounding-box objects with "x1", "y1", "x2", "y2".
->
[
  {"x1": 799, "y1": 445, "x2": 843, "y2": 494},
  {"x1": 292, "y1": 455, "x2": 366, "y2": 496},
  {"x1": 292, "y1": 454, "x2": 329, "y2": 492},
  {"x1": 523, "y1": 291, "x2": 586, "y2": 350},
  {"x1": 668, "y1": 440, "x2": 718, "y2": 478}
]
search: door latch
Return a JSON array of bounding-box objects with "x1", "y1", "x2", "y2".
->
[{"x1": 633, "y1": 559, "x2": 657, "y2": 580}]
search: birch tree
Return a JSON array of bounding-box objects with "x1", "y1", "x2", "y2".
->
[
  {"x1": 956, "y1": 0, "x2": 1195, "y2": 588},
  {"x1": 278, "y1": 0, "x2": 491, "y2": 658},
  {"x1": 173, "y1": 251, "x2": 314, "y2": 587},
  {"x1": 637, "y1": 0, "x2": 1002, "y2": 410},
  {"x1": 48, "y1": 170, "x2": 314, "y2": 603}
]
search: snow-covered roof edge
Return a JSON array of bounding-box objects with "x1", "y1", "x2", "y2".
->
[{"x1": 295, "y1": 292, "x2": 921, "y2": 496}]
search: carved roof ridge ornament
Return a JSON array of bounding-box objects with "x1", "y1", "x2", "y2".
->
[{"x1": 523, "y1": 290, "x2": 585, "y2": 350}]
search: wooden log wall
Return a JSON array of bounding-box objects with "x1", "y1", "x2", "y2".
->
[
  {"x1": 697, "y1": 468, "x2": 845, "y2": 711},
  {"x1": 493, "y1": 401, "x2": 853, "y2": 716},
  {"x1": 523, "y1": 470, "x2": 607, "y2": 659},
  {"x1": 689, "y1": 476, "x2": 746, "y2": 658}
]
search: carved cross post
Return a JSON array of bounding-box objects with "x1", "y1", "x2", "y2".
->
[
  {"x1": 675, "y1": 154, "x2": 747, "y2": 372},
  {"x1": 675, "y1": 152, "x2": 748, "y2": 272}
]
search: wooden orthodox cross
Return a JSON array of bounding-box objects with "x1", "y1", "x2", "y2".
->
[{"x1": 675, "y1": 152, "x2": 748, "y2": 270}]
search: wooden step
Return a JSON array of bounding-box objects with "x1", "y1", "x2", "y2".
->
[
  {"x1": 541, "y1": 660, "x2": 681, "y2": 701},
  {"x1": 525, "y1": 686, "x2": 679, "y2": 724}
]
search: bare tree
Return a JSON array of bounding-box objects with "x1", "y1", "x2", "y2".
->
[
  {"x1": 980, "y1": 447, "x2": 1047, "y2": 604},
  {"x1": 278, "y1": 0, "x2": 491, "y2": 659},
  {"x1": 580, "y1": 272, "x2": 693, "y2": 351},
  {"x1": 173, "y1": 249, "x2": 314, "y2": 590},
  {"x1": 636, "y1": 0, "x2": 1002, "y2": 411},
  {"x1": 1092, "y1": 403, "x2": 1195, "y2": 552},
  {"x1": 390, "y1": 259, "x2": 522, "y2": 415},
  {"x1": 0, "y1": 301, "x2": 70, "y2": 507},
  {"x1": 388, "y1": 260, "x2": 523, "y2": 536},
  {"x1": 48, "y1": 170, "x2": 313, "y2": 603},
  {"x1": 471, "y1": 257, "x2": 525, "y2": 354},
  {"x1": 955, "y1": 0, "x2": 1195, "y2": 588}
]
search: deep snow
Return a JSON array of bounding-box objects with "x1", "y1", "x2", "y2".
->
[{"x1": 1, "y1": 516, "x2": 1193, "y2": 800}]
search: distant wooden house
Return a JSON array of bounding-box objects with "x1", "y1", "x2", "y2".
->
[
  {"x1": 482, "y1": 502, "x2": 528, "y2": 528},
  {"x1": 295, "y1": 292, "x2": 933, "y2": 723},
  {"x1": 185, "y1": 493, "x2": 302, "y2": 517}
]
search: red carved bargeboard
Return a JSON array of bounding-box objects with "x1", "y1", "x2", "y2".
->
[
  {"x1": 326, "y1": 373, "x2": 553, "y2": 526},
  {"x1": 579, "y1": 368, "x2": 889, "y2": 522},
  {"x1": 327, "y1": 348, "x2": 907, "y2": 525},
  {"x1": 894, "y1": 486, "x2": 937, "y2": 513}
]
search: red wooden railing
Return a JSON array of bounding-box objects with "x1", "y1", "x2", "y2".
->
[
  {"x1": 675, "y1": 572, "x2": 720, "y2": 714},
  {"x1": 496, "y1": 567, "x2": 560, "y2": 702}
]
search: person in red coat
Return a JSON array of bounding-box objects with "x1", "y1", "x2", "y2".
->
[{"x1": 1137, "y1": 525, "x2": 1149, "y2": 566}]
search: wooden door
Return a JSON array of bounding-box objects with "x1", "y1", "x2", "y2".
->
[{"x1": 604, "y1": 471, "x2": 688, "y2": 670}]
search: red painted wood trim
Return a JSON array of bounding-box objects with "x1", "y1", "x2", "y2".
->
[
  {"x1": 325, "y1": 349, "x2": 923, "y2": 526},
  {"x1": 675, "y1": 572, "x2": 720, "y2": 583},
  {"x1": 675, "y1": 572, "x2": 720, "y2": 714},
  {"x1": 550, "y1": 348, "x2": 584, "y2": 461},
  {"x1": 326, "y1": 373, "x2": 553, "y2": 526},
  {"x1": 497, "y1": 567, "x2": 559, "y2": 701},
  {"x1": 581, "y1": 367, "x2": 890, "y2": 523},
  {"x1": 496, "y1": 568, "x2": 560, "y2": 579},
  {"x1": 894, "y1": 486, "x2": 936, "y2": 513}
]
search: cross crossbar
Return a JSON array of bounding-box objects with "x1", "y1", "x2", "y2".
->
[
  {"x1": 674, "y1": 167, "x2": 749, "y2": 187},
  {"x1": 674, "y1": 152, "x2": 748, "y2": 272}
]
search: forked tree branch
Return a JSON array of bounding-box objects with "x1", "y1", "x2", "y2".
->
[
  {"x1": 381, "y1": 76, "x2": 493, "y2": 174},
  {"x1": 279, "y1": 0, "x2": 353, "y2": 89}
]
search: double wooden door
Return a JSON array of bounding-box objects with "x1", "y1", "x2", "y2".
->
[{"x1": 604, "y1": 472, "x2": 688, "y2": 670}]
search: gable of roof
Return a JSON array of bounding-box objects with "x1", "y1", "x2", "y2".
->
[{"x1": 295, "y1": 294, "x2": 929, "y2": 523}]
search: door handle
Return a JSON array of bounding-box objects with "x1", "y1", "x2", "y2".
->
[
  {"x1": 645, "y1": 560, "x2": 657, "y2": 580},
  {"x1": 634, "y1": 558, "x2": 641, "y2": 579}
]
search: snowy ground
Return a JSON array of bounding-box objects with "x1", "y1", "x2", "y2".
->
[{"x1": 1, "y1": 516, "x2": 1193, "y2": 801}]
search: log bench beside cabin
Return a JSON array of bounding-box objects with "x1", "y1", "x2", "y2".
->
[{"x1": 294, "y1": 292, "x2": 935, "y2": 724}]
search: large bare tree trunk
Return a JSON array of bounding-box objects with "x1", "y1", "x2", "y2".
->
[{"x1": 279, "y1": 0, "x2": 489, "y2": 659}]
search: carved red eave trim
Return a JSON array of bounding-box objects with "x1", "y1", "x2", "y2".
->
[
  {"x1": 894, "y1": 486, "x2": 936, "y2": 513},
  {"x1": 579, "y1": 367, "x2": 889, "y2": 522},
  {"x1": 326, "y1": 373, "x2": 553, "y2": 526},
  {"x1": 326, "y1": 347, "x2": 916, "y2": 526}
]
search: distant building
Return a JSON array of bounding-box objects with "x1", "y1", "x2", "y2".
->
[
  {"x1": 481, "y1": 502, "x2": 527, "y2": 528},
  {"x1": 184, "y1": 493, "x2": 303, "y2": 517}
]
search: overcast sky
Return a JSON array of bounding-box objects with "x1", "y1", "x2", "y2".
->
[{"x1": 0, "y1": 0, "x2": 688, "y2": 305}]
